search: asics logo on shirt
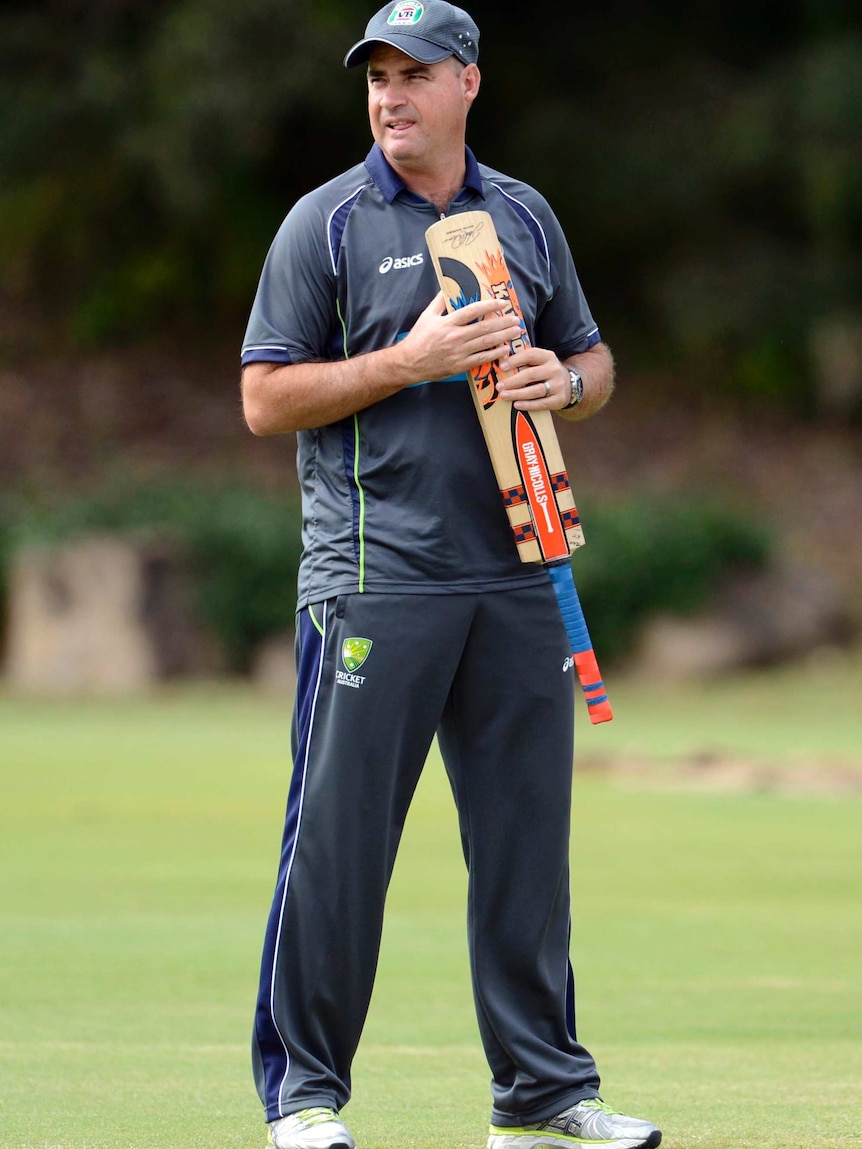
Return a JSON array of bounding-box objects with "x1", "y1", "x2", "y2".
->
[{"x1": 379, "y1": 253, "x2": 424, "y2": 274}]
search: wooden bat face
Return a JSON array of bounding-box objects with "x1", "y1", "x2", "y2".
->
[{"x1": 425, "y1": 211, "x2": 584, "y2": 564}]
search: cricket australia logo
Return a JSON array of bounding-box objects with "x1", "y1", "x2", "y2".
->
[
  {"x1": 337, "y1": 637, "x2": 373, "y2": 689},
  {"x1": 388, "y1": 2, "x2": 424, "y2": 25}
]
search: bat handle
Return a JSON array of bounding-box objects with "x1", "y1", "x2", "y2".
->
[{"x1": 547, "y1": 561, "x2": 614, "y2": 725}]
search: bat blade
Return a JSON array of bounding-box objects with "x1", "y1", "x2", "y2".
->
[
  {"x1": 425, "y1": 210, "x2": 612, "y2": 725},
  {"x1": 425, "y1": 211, "x2": 584, "y2": 563}
]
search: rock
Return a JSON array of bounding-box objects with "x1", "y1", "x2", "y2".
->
[
  {"x1": 252, "y1": 631, "x2": 296, "y2": 693},
  {"x1": 4, "y1": 533, "x2": 218, "y2": 694},
  {"x1": 632, "y1": 615, "x2": 751, "y2": 680},
  {"x1": 809, "y1": 313, "x2": 862, "y2": 420},
  {"x1": 632, "y1": 562, "x2": 853, "y2": 680}
]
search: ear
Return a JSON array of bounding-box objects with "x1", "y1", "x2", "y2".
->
[{"x1": 463, "y1": 63, "x2": 481, "y2": 106}]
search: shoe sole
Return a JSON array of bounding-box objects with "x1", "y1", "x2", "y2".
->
[
  {"x1": 488, "y1": 1131, "x2": 661, "y2": 1149},
  {"x1": 269, "y1": 1133, "x2": 354, "y2": 1149},
  {"x1": 271, "y1": 1141, "x2": 353, "y2": 1149},
  {"x1": 270, "y1": 1140, "x2": 353, "y2": 1149}
]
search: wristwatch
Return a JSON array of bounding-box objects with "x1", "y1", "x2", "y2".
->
[{"x1": 562, "y1": 368, "x2": 583, "y2": 410}]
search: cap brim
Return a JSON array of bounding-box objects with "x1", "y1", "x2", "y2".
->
[{"x1": 344, "y1": 34, "x2": 453, "y2": 68}]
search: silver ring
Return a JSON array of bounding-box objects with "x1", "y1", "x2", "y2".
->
[{"x1": 543, "y1": 380, "x2": 551, "y2": 398}]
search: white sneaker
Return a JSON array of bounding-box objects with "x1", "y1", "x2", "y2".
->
[
  {"x1": 488, "y1": 1097, "x2": 661, "y2": 1149},
  {"x1": 268, "y1": 1108, "x2": 355, "y2": 1149}
]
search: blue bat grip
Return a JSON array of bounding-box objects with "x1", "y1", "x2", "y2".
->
[
  {"x1": 547, "y1": 561, "x2": 591, "y2": 655},
  {"x1": 547, "y1": 560, "x2": 613, "y2": 723}
]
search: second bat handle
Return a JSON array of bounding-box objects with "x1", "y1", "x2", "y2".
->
[{"x1": 547, "y1": 561, "x2": 614, "y2": 725}]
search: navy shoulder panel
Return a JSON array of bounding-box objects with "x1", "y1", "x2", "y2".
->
[{"x1": 480, "y1": 170, "x2": 552, "y2": 268}]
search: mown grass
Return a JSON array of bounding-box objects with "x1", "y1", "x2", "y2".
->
[{"x1": 0, "y1": 656, "x2": 860, "y2": 1148}]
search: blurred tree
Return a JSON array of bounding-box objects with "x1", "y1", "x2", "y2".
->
[
  {"x1": 471, "y1": 0, "x2": 862, "y2": 413},
  {"x1": 0, "y1": 0, "x2": 859, "y2": 418},
  {"x1": 0, "y1": 0, "x2": 364, "y2": 347}
]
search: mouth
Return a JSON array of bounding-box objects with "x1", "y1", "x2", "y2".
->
[{"x1": 385, "y1": 119, "x2": 416, "y2": 133}]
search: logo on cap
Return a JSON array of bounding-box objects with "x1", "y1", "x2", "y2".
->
[{"x1": 387, "y1": 2, "x2": 424, "y2": 26}]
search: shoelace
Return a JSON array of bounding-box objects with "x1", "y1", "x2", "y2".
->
[
  {"x1": 579, "y1": 1099, "x2": 619, "y2": 1115},
  {"x1": 294, "y1": 1109, "x2": 340, "y2": 1127}
]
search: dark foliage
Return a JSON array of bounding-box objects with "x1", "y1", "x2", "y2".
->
[{"x1": 1, "y1": 0, "x2": 860, "y2": 416}]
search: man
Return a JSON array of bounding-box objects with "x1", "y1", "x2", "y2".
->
[{"x1": 240, "y1": 3, "x2": 662, "y2": 1149}]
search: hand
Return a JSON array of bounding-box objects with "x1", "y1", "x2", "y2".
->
[
  {"x1": 397, "y1": 292, "x2": 524, "y2": 383},
  {"x1": 495, "y1": 346, "x2": 570, "y2": 410}
]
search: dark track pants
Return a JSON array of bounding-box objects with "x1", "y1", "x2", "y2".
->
[{"x1": 252, "y1": 585, "x2": 601, "y2": 1127}]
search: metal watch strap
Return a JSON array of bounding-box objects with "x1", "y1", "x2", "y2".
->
[{"x1": 563, "y1": 368, "x2": 583, "y2": 409}]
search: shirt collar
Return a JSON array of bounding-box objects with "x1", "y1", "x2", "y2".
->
[{"x1": 365, "y1": 143, "x2": 485, "y2": 205}]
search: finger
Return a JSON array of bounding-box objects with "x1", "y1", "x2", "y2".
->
[
  {"x1": 448, "y1": 297, "x2": 508, "y2": 325},
  {"x1": 465, "y1": 342, "x2": 515, "y2": 369},
  {"x1": 503, "y1": 347, "x2": 542, "y2": 372},
  {"x1": 497, "y1": 366, "x2": 540, "y2": 393},
  {"x1": 497, "y1": 372, "x2": 552, "y2": 400},
  {"x1": 506, "y1": 379, "x2": 552, "y2": 399},
  {"x1": 463, "y1": 327, "x2": 521, "y2": 360}
]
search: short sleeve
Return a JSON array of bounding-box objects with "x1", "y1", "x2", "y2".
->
[
  {"x1": 534, "y1": 206, "x2": 601, "y2": 358},
  {"x1": 241, "y1": 194, "x2": 338, "y2": 366}
]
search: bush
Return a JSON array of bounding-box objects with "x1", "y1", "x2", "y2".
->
[
  {"x1": 0, "y1": 486, "x2": 771, "y2": 676},
  {"x1": 571, "y1": 497, "x2": 772, "y2": 664}
]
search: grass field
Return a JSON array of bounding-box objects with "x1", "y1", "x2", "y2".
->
[{"x1": 1, "y1": 656, "x2": 860, "y2": 1149}]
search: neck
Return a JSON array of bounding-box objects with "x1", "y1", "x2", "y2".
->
[
  {"x1": 412, "y1": 177, "x2": 465, "y2": 215},
  {"x1": 388, "y1": 152, "x2": 467, "y2": 215}
]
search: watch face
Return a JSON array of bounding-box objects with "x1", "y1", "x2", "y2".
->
[{"x1": 569, "y1": 370, "x2": 583, "y2": 405}]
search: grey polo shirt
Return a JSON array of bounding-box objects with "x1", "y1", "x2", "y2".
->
[{"x1": 242, "y1": 145, "x2": 601, "y2": 608}]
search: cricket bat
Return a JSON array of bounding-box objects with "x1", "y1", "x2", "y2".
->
[{"x1": 425, "y1": 210, "x2": 613, "y2": 724}]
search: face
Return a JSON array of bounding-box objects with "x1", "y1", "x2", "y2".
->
[{"x1": 367, "y1": 44, "x2": 480, "y2": 175}]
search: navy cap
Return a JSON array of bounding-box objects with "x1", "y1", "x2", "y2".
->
[{"x1": 344, "y1": 0, "x2": 480, "y2": 69}]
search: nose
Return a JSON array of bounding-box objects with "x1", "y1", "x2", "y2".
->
[{"x1": 379, "y1": 82, "x2": 407, "y2": 110}]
